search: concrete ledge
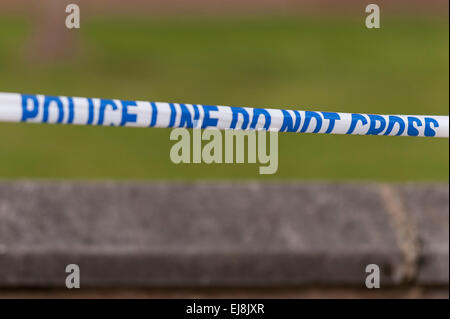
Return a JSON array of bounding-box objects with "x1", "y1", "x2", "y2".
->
[{"x1": 0, "y1": 182, "x2": 447, "y2": 288}]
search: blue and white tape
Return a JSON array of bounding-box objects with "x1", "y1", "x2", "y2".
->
[{"x1": 0, "y1": 92, "x2": 448, "y2": 138}]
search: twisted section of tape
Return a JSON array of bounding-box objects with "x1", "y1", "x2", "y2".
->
[{"x1": 0, "y1": 92, "x2": 448, "y2": 138}]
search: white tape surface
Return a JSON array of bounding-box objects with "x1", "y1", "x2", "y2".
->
[{"x1": 0, "y1": 92, "x2": 448, "y2": 138}]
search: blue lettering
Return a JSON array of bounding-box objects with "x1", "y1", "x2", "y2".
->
[
  {"x1": 322, "y1": 112, "x2": 340, "y2": 134},
  {"x1": 149, "y1": 102, "x2": 158, "y2": 127},
  {"x1": 367, "y1": 114, "x2": 386, "y2": 135},
  {"x1": 87, "y1": 98, "x2": 95, "y2": 125},
  {"x1": 280, "y1": 110, "x2": 301, "y2": 132},
  {"x1": 250, "y1": 108, "x2": 271, "y2": 130},
  {"x1": 67, "y1": 97, "x2": 74, "y2": 124},
  {"x1": 202, "y1": 105, "x2": 219, "y2": 129},
  {"x1": 346, "y1": 114, "x2": 368, "y2": 134},
  {"x1": 407, "y1": 116, "x2": 422, "y2": 136},
  {"x1": 21, "y1": 94, "x2": 39, "y2": 122},
  {"x1": 179, "y1": 103, "x2": 194, "y2": 128},
  {"x1": 43, "y1": 96, "x2": 64, "y2": 124},
  {"x1": 120, "y1": 100, "x2": 137, "y2": 126},
  {"x1": 300, "y1": 111, "x2": 322, "y2": 133},
  {"x1": 98, "y1": 99, "x2": 118, "y2": 125},
  {"x1": 192, "y1": 104, "x2": 200, "y2": 127},
  {"x1": 230, "y1": 107, "x2": 249, "y2": 130},
  {"x1": 424, "y1": 117, "x2": 439, "y2": 137},
  {"x1": 384, "y1": 116, "x2": 405, "y2": 136},
  {"x1": 168, "y1": 103, "x2": 176, "y2": 127}
]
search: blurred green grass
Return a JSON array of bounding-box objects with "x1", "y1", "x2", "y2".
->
[{"x1": 0, "y1": 15, "x2": 448, "y2": 180}]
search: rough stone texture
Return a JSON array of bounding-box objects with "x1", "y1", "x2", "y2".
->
[
  {"x1": 396, "y1": 184, "x2": 449, "y2": 285},
  {"x1": 0, "y1": 181, "x2": 447, "y2": 289}
]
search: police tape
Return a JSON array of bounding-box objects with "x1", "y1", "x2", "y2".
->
[{"x1": 0, "y1": 92, "x2": 448, "y2": 138}]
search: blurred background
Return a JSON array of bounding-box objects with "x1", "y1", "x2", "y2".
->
[
  {"x1": 0, "y1": 0, "x2": 448, "y2": 299},
  {"x1": 0, "y1": 0, "x2": 448, "y2": 181}
]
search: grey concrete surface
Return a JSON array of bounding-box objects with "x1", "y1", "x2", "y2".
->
[
  {"x1": 0, "y1": 181, "x2": 447, "y2": 289},
  {"x1": 397, "y1": 185, "x2": 449, "y2": 285}
]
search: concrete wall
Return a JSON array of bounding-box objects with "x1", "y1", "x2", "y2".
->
[{"x1": 0, "y1": 181, "x2": 447, "y2": 297}]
